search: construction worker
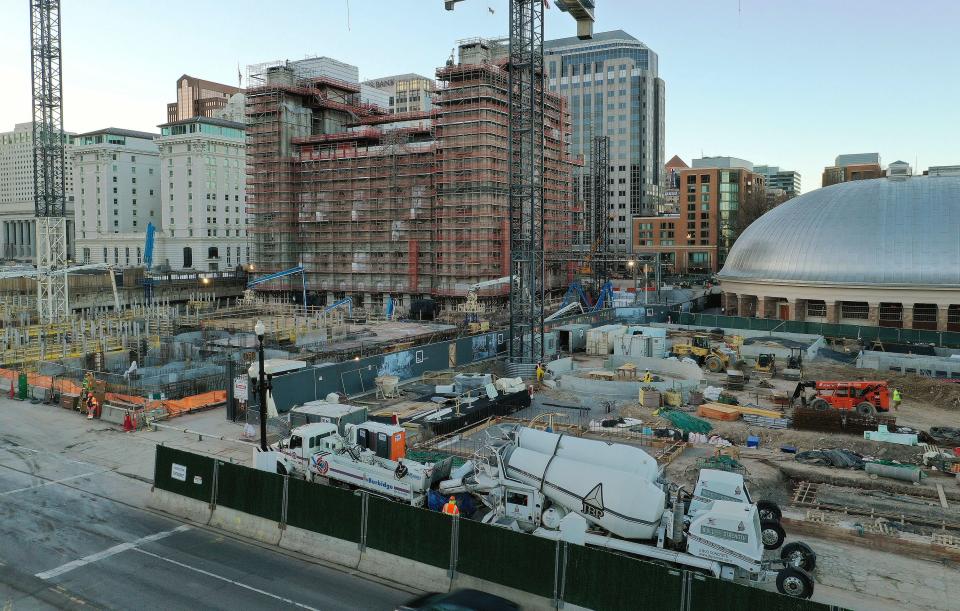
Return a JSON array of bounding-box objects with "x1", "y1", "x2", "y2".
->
[
  {"x1": 643, "y1": 369, "x2": 653, "y2": 384},
  {"x1": 86, "y1": 395, "x2": 99, "y2": 420},
  {"x1": 442, "y1": 496, "x2": 460, "y2": 516},
  {"x1": 892, "y1": 388, "x2": 902, "y2": 410},
  {"x1": 535, "y1": 362, "x2": 545, "y2": 384}
]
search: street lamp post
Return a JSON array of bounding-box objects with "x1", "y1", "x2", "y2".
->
[
  {"x1": 627, "y1": 260, "x2": 636, "y2": 304},
  {"x1": 643, "y1": 265, "x2": 650, "y2": 305},
  {"x1": 254, "y1": 319, "x2": 268, "y2": 451}
]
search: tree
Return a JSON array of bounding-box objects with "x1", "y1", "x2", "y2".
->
[{"x1": 736, "y1": 188, "x2": 790, "y2": 235}]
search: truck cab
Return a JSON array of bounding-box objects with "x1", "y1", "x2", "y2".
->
[{"x1": 275, "y1": 422, "x2": 341, "y2": 474}]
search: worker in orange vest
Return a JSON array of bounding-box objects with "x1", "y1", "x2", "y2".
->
[
  {"x1": 86, "y1": 395, "x2": 99, "y2": 420},
  {"x1": 442, "y1": 496, "x2": 460, "y2": 516}
]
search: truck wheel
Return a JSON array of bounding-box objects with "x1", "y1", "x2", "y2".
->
[
  {"x1": 856, "y1": 402, "x2": 877, "y2": 417},
  {"x1": 760, "y1": 519, "x2": 786, "y2": 550},
  {"x1": 809, "y1": 398, "x2": 831, "y2": 411},
  {"x1": 781, "y1": 541, "x2": 817, "y2": 571},
  {"x1": 757, "y1": 500, "x2": 782, "y2": 522},
  {"x1": 776, "y1": 566, "x2": 814, "y2": 598},
  {"x1": 705, "y1": 356, "x2": 723, "y2": 373}
]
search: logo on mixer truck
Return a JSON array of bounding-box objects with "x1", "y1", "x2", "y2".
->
[{"x1": 582, "y1": 483, "x2": 605, "y2": 518}]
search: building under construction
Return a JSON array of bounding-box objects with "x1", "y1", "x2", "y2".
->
[{"x1": 245, "y1": 43, "x2": 580, "y2": 312}]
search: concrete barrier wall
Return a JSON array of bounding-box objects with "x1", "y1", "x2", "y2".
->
[
  {"x1": 279, "y1": 525, "x2": 361, "y2": 568},
  {"x1": 209, "y1": 505, "x2": 282, "y2": 546},
  {"x1": 148, "y1": 488, "x2": 212, "y2": 525},
  {"x1": 359, "y1": 548, "x2": 450, "y2": 593}
]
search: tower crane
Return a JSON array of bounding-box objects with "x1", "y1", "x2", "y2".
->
[
  {"x1": 30, "y1": 0, "x2": 70, "y2": 322},
  {"x1": 444, "y1": 0, "x2": 594, "y2": 369}
]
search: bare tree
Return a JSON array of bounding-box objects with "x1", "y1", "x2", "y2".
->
[{"x1": 736, "y1": 188, "x2": 790, "y2": 235}]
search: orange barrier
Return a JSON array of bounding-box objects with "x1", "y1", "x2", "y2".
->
[{"x1": 163, "y1": 390, "x2": 226, "y2": 417}]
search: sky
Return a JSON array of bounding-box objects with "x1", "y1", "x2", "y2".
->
[{"x1": 1, "y1": 0, "x2": 958, "y2": 193}]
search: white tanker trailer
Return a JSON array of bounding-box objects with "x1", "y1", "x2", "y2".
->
[{"x1": 443, "y1": 427, "x2": 818, "y2": 599}]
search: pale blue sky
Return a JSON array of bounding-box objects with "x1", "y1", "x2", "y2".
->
[{"x1": 1, "y1": 0, "x2": 958, "y2": 192}]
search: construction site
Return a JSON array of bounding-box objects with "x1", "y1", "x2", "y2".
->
[
  {"x1": 244, "y1": 38, "x2": 579, "y2": 317},
  {"x1": 3, "y1": 2, "x2": 958, "y2": 611}
]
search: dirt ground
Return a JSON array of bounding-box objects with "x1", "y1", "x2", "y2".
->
[{"x1": 540, "y1": 354, "x2": 960, "y2": 610}]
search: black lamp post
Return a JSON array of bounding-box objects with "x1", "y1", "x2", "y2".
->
[{"x1": 255, "y1": 319, "x2": 268, "y2": 451}]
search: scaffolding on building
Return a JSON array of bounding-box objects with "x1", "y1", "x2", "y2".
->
[{"x1": 245, "y1": 50, "x2": 576, "y2": 314}]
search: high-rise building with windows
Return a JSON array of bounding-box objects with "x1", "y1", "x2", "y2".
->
[
  {"x1": 72, "y1": 128, "x2": 161, "y2": 267},
  {"x1": 545, "y1": 30, "x2": 665, "y2": 252},
  {"x1": 0, "y1": 122, "x2": 75, "y2": 261},
  {"x1": 754, "y1": 165, "x2": 801, "y2": 197},
  {"x1": 362, "y1": 73, "x2": 435, "y2": 114},
  {"x1": 634, "y1": 159, "x2": 764, "y2": 274},
  {"x1": 167, "y1": 75, "x2": 242, "y2": 123},
  {"x1": 155, "y1": 117, "x2": 248, "y2": 271}
]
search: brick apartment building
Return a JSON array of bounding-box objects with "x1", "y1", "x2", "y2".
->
[{"x1": 633, "y1": 160, "x2": 763, "y2": 274}]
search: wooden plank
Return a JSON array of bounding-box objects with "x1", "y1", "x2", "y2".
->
[{"x1": 937, "y1": 483, "x2": 949, "y2": 509}]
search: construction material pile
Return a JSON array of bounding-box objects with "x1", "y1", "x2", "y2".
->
[
  {"x1": 657, "y1": 408, "x2": 712, "y2": 434},
  {"x1": 792, "y1": 407, "x2": 896, "y2": 435}
]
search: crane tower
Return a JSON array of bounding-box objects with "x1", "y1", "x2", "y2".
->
[{"x1": 30, "y1": 0, "x2": 69, "y2": 322}]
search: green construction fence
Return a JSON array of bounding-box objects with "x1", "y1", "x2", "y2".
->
[
  {"x1": 152, "y1": 446, "x2": 845, "y2": 611},
  {"x1": 679, "y1": 312, "x2": 960, "y2": 347},
  {"x1": 153, "y1": 444, "x2": 216, "y2": 503},
  {"x1": 285, "y1": 476, "x2": 363, "y2": 542},
  {"x1": 365, "y1": 495, "x2": 451, "y2": 568}
]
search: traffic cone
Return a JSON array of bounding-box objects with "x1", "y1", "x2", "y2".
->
[{"x1": 122, "y1": 412, "x2": 134, "y2": 432}]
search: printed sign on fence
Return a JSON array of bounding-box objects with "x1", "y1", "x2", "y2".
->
[
  {"x1": 171, "y1": 463, "x2": 187, "y2": 481},
  {"x1": 233, "y1": 376, "x2": 248, "y2": 402}
]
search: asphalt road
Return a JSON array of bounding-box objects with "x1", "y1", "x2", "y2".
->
[{"x1": 0, "y1": 402, "x2": 410, "y2": 610}]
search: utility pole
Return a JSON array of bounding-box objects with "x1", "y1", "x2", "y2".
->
[{"x1": 30, "y1": 0, "x2": 70, "y2": 323}]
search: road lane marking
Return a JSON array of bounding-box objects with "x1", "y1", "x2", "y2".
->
[
  {"x1": 0, "y1": 470, "x2": 107, "y2": 497},
  {"x1": 131, "y1": 548, "x2": 320, "y2": 610},
  {"x1": 35, "y1": 525, "x2": 192, "y2": 580}
]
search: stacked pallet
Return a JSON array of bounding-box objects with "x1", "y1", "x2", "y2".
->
[{"x1": 696, "y1": 403, "x2": 741, "y2": 421}]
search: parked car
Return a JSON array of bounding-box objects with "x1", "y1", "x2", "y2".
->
[{"x1": 397, "y1": 589, "x2": 519, "y2": 611}]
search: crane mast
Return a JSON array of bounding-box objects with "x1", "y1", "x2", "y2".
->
[{"x1": 30, "y1": 0, "x2": 69, "y2": 322}]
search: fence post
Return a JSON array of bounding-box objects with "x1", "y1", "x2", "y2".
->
[
  {"x1": 357, "y1": 491, "x2": 368, "y2": 552},
  {"x1": 210, "y1": 459, "x2": 219, "y2": 509},
  {"x1": 280, "y1": 476, "x2": 288, "y2": 530},
  {"x1": 555, "y1": 541, "x2": 568, "y2": 610},
  {"x1": 448, "y1": 514, "x2": 459, "y2": 579}
]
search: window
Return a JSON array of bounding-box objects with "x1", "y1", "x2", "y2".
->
[
  {"x1": 806, "y1": 300, "x2": 827, "y2": 318},
  {"x1": 841, "y1": 301, "x2": 869, "y2": 320},
  {"x1": 183, "y1": 247, "x2": 193, "y2": 268}
]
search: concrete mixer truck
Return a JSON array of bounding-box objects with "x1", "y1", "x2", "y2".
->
[{"x1": 442, "y1": 426, "x2": 817, "y2": 599}]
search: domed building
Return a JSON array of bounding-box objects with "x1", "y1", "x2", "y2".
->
[{"x1": 717, "y1": 174, "x2": 960, "y2": 331}]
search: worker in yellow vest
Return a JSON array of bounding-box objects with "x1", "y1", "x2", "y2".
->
[
  {"x1": 892, "y1": 388, "x2": 902, "y2": 410},
  {"x1": 535, "y1": 362, "x2": 545, "y2": 384},
  {"x1": 442, "y1": 496, "x2": 460, "y2": 516},
  {"x1": 643, "y1": 369, "x2": 653, "y2": 384}
]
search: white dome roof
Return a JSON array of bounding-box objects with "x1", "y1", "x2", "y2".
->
[{"x1": 718, "y1": 176, "x2": 960, "y2": 287}]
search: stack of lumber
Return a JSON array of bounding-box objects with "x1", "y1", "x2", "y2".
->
[{"x1": 696, "y1": 402, "x2": 741, "y2": 421}]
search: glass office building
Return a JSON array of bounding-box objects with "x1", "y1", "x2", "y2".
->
[{"x1": 545, "y1": 30, "x2": 665, "y2": 252}]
